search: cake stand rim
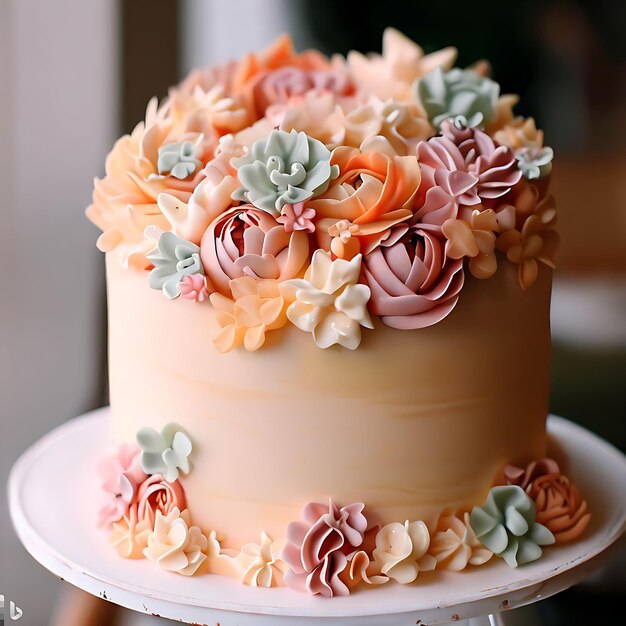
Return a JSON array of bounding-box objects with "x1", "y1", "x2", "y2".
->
[{"x1": 7, "y1": 409, "x2": 626, "y2": 623}]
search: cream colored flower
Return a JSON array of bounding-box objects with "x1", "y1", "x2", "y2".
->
[
  {"x1": 347, "y1": 28, "x2": 457, "y2": 101},
  {"x1": 157, "y1": 159, "x2": 239, "y2": 245},
  {"x1": 210, "y1": 277, "x2": 288, "y2": 352},
  {"x1": 236, "y1": 532, "x2": 288, "y2": 588},
  {"x1": 109, "y1": 505, "x2": 152, "y2": 560},
  {"x1": 493, "y1": 116, "x2": 544, "y2": 150},
  {"x1": 335, "y1": 97, "x2": 433, "y2": 155},
  {"x1": 371, "y1": 520, "x2": 436, "y2": 584},
  {"x1": 429, "y1": 511, "x2": 493, "y2": 571},
  {"x1": 143, "y1": 508, "x2": 207, "y2": 576},
  {"x1": 281, "y1": 250, "x2": 373, "y2": 350}
]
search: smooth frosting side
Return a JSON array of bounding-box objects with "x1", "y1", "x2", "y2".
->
[{"x1": 107, "y1": 250, "x2": 551, "y2": 547}]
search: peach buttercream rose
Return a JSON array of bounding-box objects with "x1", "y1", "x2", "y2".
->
[
  {"x1": 309, "y1": 145, "x2": 420, "y2": 255},
  {"x1": 528, "y1": 474, "x2": 591, "y2": 544},
  {"x1": 201, "y1": 205, "x2": 310, "y2": 297}
]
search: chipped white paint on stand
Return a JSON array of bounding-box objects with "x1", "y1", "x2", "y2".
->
[{"x1": 8, "y1": 409, "x2": 626, "y2": 626}]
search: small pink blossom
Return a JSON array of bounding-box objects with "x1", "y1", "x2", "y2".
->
[
  {"x1": 276, "y1": 202, "x2": 316, "y2": 233},
  {"x1": 178, "y1": 273, "x2": 209, "y2": 302}
]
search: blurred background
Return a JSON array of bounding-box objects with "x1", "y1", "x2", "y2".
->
[{"x1": 0, "y1": 0, "x2": 624, "y2": 624}]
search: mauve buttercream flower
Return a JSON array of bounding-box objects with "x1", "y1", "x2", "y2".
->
[
  {"x1": 178, "y1": 273, "x2": 209, "y2": 302},
  {"x1": 136, "y1": 474, "x2": 186, "y2": 527},
  {"x1": 200, "y1": 204, "x2": 310, "y2": 297},
  {"x1": 97, "y1": 444, "x2": 148, "y2": 528},
  {"x1": 282, "y1": 500, "x2": 369, "y2": 597},
  {"x1": 362, "y1": 219, "x2": 465, "y2": 330},
  {"x1": 276, "y1": 201, "x2": 316, "y2": 233}
]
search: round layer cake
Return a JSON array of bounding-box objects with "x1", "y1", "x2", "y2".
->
[
  {"x1": 87, "y1": 29, "x2": 591, "y2": 596},
  {"x1": 108, "y1": 250, "x2": 551, "y2": 547}
]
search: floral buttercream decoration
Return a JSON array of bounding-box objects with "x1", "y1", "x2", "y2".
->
[
  {"x1": 109, "y1": 504, "x2": 152, "y2": 559},
  {"x1": 494, "y1": 116, "x2": 544, "y2": 150},
  {"x1": 136, "y1": 423, "x2": 192, "y2": 482},
  {"x1": 502, "y1": 458, "x2": 561, "y2": 491},
  {"x1": 157, "y1": 140, "x2": 203, "y2": 179},
  {"x1": 97, "y1": 444, "x2": 148, "y2": 528},
  {"x1": 442, "y1": 209, "x2": 500, "y2": 279},
  {"x1": 282, "y1": 500, "x2": 369, "y2": 597},
  {"x1": 309, "y1": 144, "x2": 420, "y2": 254},
  {"x1": 515, "y1": 146, "x2": 554, "y2": 180},
  {"x1": 236, "y1": 533, "x2": 289, "y2": 588},
  {"x1": 528, "y1": 474, "x2": 591, "y2": 544},
  {"x1": 362, "y1": 218, "x2": 465, "y2": 330},
  {"x1": 210, "y1": 277, "x2": 287, "y2": 352},
  {"x1": 281, "y1": 250, "x2": 373, "y2": 350},
  {"x1": 416, "y1": 67, "x2": 500, "y2": 129},
  {"x1": 496, "y1": 194, "x2": 559, "y2": 289},
  {"x1": 232, "y1": 129, "x2": 340, "y2": 216},
  {"x1": 276, "y1": 201, "x2": 316, "y2": 233},
  {"x1": 157, "y1": 159, "x2": 239, "y2": 245},
  {"x1": 470, "y1": 485, "x2": 555, "y2": 568},
  {"x1": 144, "y1": 508, "x2": 208, "y2": 576},
  {"x1": 201, "y1": 205, "x2": 309, "y2": 297},
  {"x1": 147, "y1": 230, "x2": 204, "y2": 299},
  {"x1": 347, "y1": 27, "x2": 457, "y2": 101},
  {"x1": 328, "y1": 219, "x2": 361, "y2": 261},
  {"x1": 429, "y1": 511, "x2": 493, "y2": 571},
  {"x1": 178, "y1": 273, "x2": 209, "y2": 302},
  {"x1": 370, "y1": 520, "x2": 436, "y2": 584},
  {"x1": 136, "y1": 474, "x2": 187, "y2": 526}
]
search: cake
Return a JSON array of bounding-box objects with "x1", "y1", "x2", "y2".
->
[{"x1": 88, "y1": 29, "x2": 590, "y2": 596}]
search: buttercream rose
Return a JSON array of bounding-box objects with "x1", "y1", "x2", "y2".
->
[
  {"x1": 282, "y1": 500, "x2": 368, "y2": 597},
  {"x1": 136, "y1": 474, "x2": 186, "y2": 527},
  {"x1": 362, "y1": 219, "x2": 465, "y2": 330},
  {"x1": 309, "y1": 145, "x2": 420, "y2": 254},
  {"x1": 201, "y1": 205, "x2": 310, "y2": 296},
  {"x1": 528, "y1": 474, "x2": 591, "y2": 544}
]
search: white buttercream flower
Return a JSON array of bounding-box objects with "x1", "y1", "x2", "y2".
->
[
  {"x1": 372, "y1": 520, "x2": 436, "y2": 584},
  {"x1": 237, "y1": 532, "x2": 288, "y2": 588},
  {"x1": 143, "y1": 508, "x2": 207, "y2": 576},
  {"x1": 281, "y1": 250, "x2": 373, "y2": 350},
  {"x1": 429, "y1": 511, "x2": 493, "y2": 571}
]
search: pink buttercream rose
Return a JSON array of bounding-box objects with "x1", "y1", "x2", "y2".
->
[
  {"x1": 136, "y1": 475, "x2": 186, "y2": 527},
  {"x1": 201, "y1": 205, "x2": 310, "y2": 297},
  {"x1": 97, "y1": 444, "x2": 147, "y2": 528},
  {"x1": 282, "y1": 500, "x2": 368, "y2": 597},
  {"x1": 362, "y1": 219, "x2": 465, "y2": 330}
]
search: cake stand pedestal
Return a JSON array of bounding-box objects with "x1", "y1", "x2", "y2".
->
[{"x1": 8, "y1": 409, "x2": 626, "y2": 626}]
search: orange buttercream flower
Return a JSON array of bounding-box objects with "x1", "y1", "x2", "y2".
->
[
  {"x1": 496, "y1": 195, "x2": 559, "y2": 289},
  {"x1": 528, "y1": 474, "x2": 591, "y2": 544},
  {"x1": 494, "y1": 116, "x2": 545, "y2": 151},
  {"x1": 309, "y1": 146, "x2": 420, "y2": 254}
]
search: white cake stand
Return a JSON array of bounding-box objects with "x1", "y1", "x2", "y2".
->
[{"x1": 8, "y1": 409, "x2": 626, "y2": 626}]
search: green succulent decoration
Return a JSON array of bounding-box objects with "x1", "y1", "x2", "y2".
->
[
  {"x1": 232, "y1": 129, "x2": 339, "y2": 216},
  {"x1": 515, "y1": 146, "x2": 554, "y2": 180},
  {"x1": 470, "y1": 485, "x2": 555, "y2": 567},
  {"x1": 158, "y1": 141, "x2": 202, "y2": 179},
  {"x1": 148, "y1": 231, "x2": 204, "y2": 299},
  {"x1": 137, "y1": 423, "x2": 193, "y2": 482},
  {"x1": 416, "y1": 67, "x2": 500, "y2": 129}
]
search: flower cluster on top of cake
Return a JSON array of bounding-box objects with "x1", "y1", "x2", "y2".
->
[{"x1": 87, "y1": 28, "x2": 558, "y2": 352}]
